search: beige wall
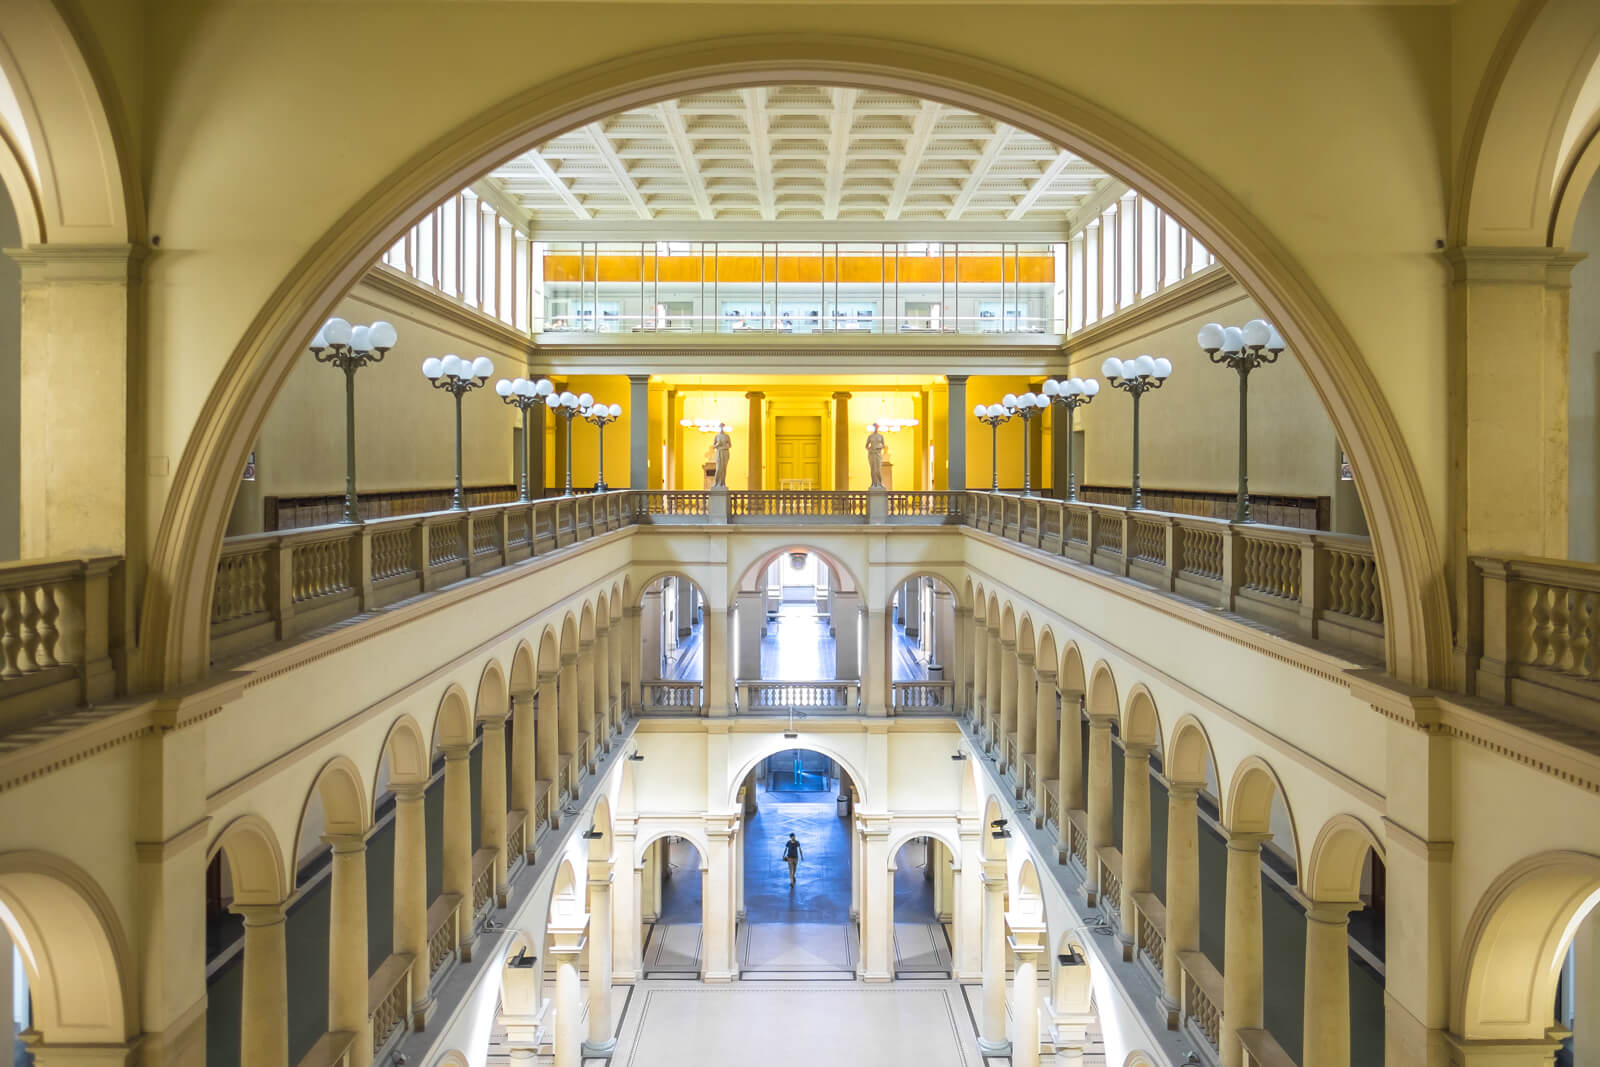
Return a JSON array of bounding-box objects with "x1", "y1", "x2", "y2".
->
[
  {"x1": 0, "y1": 187, "x2": 19, "y2": 559},
  {"x1": 229, "y1": 275, "x2": 531, "y2": 532},
  {"x1": 1065, "y1": 277, "x2": 1368, "y2": 532},
  {"x1": 1570, "y1": 171, "x2": 1600, "y2": 561}
]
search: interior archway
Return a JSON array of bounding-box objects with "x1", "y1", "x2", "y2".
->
[{"x1": 142, "y1": 36, "x2": 1450, "y2": 692}]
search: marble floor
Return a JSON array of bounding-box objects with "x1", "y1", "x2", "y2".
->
[{"x1": 742, "y1": 783, "x2": 852, "y2": 923}]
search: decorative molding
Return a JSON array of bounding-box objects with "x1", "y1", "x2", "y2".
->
[
  {"x1": 1061, "y1": 265, "x2": 1236, "y2": 358},
  {"x1": 359, "y1": 266, "x2": 535, "y2": 355}
]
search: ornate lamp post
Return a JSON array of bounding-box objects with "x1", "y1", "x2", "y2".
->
[
  {"x1": 1198, "y1": 319, "x2": 1284, "y2": 523},
  {"x1": 421, "y1": 353, "x2": 494, "y2": 510},
  {"x1": 582, "y1": 401, "x2": 623, "y2": 491},
  {"x1": 310, "y1": 316, "x2": 398, "y2": 523},
  {"x1": 496, "y1": 376, "x2": 555, "y2": 501},
  {"x1": 546, "y1": 390, "x2": 588, "y2": 495},
  {"x1": 972, "y1": 402, "x2": 1013, "y2": 492},
  {"x1": 1040, "y1": 376, "x2": 1099, "y2": 502},
  {"x1": 1005, "y1": 391, "x2": 1046, "y2": 496},
  {"x1": 1100, "y1": 354, "x2": 1173, "y2": 510}
]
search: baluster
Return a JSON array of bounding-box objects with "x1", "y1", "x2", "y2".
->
[
  {"x1": 34, "y1": 584, "x2": 60, "y2": 668},
  {"x1": 12, "y1": 587, "x2": 40, "y2": 672}
]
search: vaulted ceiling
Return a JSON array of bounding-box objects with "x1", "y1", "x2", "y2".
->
[{"x1": 483, "y1": 85, "x2": 1118, "y2": 228}]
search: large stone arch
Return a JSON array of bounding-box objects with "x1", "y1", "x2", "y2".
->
[
  {"x1": 731, "y1": 540, "x2": 862, "y2": 601},
  {"x1": 725, "y1": 738, "x2": 871, "y2": 809},
  {"x1": 1164, "y1": 713, "x2": 1218, "y2": 790},
  {"x1": 208, "y1": 813, "x2": 289, "y2": 908},
  {"x1": 1222, "y1": 755, "x2": 1301, "y2": 883},
  {"x1": 1455, "y1": 850, "x2": 1600, "y2": 1040},
  {"x1": 140, "y1": 34, "x2": 1449, "y2": 691},
  {"x1": 375, "y1": 712, "x2": 431, "y2": 804},
  {"x1": 1305, "y1": 813, "x2": 1384, "y2": 905},
  {"x1": 0, "y1": 851, "x2": 137, "y2": 1046}
]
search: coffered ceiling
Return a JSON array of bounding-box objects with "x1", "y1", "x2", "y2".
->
[{"x1": 482, "y1": 85, "x2": 1118, "y2": 232}]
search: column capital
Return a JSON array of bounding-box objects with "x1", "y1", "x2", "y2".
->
[
  {"x1": 624, "y1": 605, "x2": 643, "y2": 618},
  {"x1": 538, "y1": 668, "x2": 559, "y2": 685},
  {"x1": 628, "y1": 374, "x2": 652, "y2": 385},
  {"x1": 442, "y1": 742, "x2": 472, "y2": 762},
  {"x1": 1443, "y1": 244, "x2": 1587, "y2": 286},
  {"x1": 1167, "y1": 781, "x2": 1203, "y2": 801},
  {"x1": 1123, "y1": 741, "x2": 1153, "y2": 760},
  {"x1": 1016, "y1": 650, "x2": 1034, "y2": 667},
  {"x1": 1086, "y1": 711, "x2": 1117, "y2": 727},
  {"x1": 832, "y1": 391, "x2": 852, "y2": 401},
  {"x1": 999, "y1": 638, "x2": 1016, "y2": 652},
  {"x1": 511, "y1": 688, "x2": 536, "y2": 705},
  {"x1": 1224, "y1": 830, "x2": 1273, "y2": 852},
  {"x1": 231, "y1": 901, "x2": 288, "y2": 927},
  {"x1": 322, "y1": 832, "x2": 366, "y2": 854},
  {"x1": 745, "y1": 391, "x2": 765, "y2": 400},
  {"x1": 945, "y1": 374, "x2": 969, "y2": 386},
  {"x1": 391, "y1": 782, "x2": 427, "y2": 802},
  {"x1": 480, "y1": 708, "x2": 509, "y2": 727},
  {"x1": 560, "y1": 652, "x2": 579, "y2": 668},
  {"x1": 1034, "y1": 667, "x2": 1057, "y2": 682},
  {"x1": 1305, "y1": 900, "x2": 1360, "y2": 926}
]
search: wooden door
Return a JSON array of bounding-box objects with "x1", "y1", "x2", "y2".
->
[{"x1": 774, "y1": 415, "x2": 822, "y2": 489}]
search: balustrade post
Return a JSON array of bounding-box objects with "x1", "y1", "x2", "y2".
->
[
  {"x1": 1086, "y1": 510, "x2": 1099, "y2": 568},
  {"x1": 417, "y1": 522, "x2": 433, "y2": 593},
  {"x1": 1162, "y1": 517, "x2": 1179, "y2": 591},
  {"x1": 1299, "y1": 535, "x2": 1324, "y2": 638},
  {"x1": 356, "y1": 525, "x2": 375, "y2": 612},
  {"x1": 271, "y1": 541, "x2": 294, "y2": 640},
  {"x1": 499, "y1": 510, "x2": 511, "y2": 568},
  {"x1": 1220, "y1": 526, "x2": 1243, "y2": 611},
  {"x1": 1116, "y1": 512, "x2": 1133, "y2": 576},
  {"x1": 1471, "y1": 557, "x2": 1512, "y2": 701}
]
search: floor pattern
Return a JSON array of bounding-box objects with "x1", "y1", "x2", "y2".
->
[
  {"x1": 616, "y1": 982, "x2": 980, "y2": 1067},
  {"x1": 642, "y1": 923, "x2": 703, "y2": 978},
  {"x1": 894, "y1": 922, "x2": 953, "y2": 977},
  {"x1": 738, "y1": 922, "x2": 857, "y2": 979}
]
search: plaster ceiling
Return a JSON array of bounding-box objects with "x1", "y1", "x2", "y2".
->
[{"x1": 482, "y1": 85, "x2": 1118, "y2": 229}]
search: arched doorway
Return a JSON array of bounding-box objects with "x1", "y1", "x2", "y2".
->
[
  {"x1": 737, "y1": 749, "x2": 858, "y2": 977},
  {"x1": 734, "y1": 546, "x2": 859, "y2": 713},
  {"x1": 890, "y1": 835, "x2": 956, "y2": 978},
  {"x1": 889, "y1": 574, "x2": 960, "y2": 712},
  {"x1": 636, "y1": 574, "x2": 707, "y2": 713},
  {"x1": 639, "y1": 834, "x2": 705, "y2": 979}
]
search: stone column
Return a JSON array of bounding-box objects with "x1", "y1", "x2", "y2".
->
[
  {"x1": 11, "y1": 246, "x2": 137, "y2": 560},
  {"x1": 640, "y1": 841, "x2": 660, "y2": 924},
  {"x1": 850, "y1": 819, "x2": 863, "y2": 922},
  {"x1": 1575, "y1": 909, "x2": 1600, "y2": 1067},
  {"x1": 831, "y1": 591, "x2": 860, "y2": 680},
  {"x1": 985, "y1": 630, "x2": 1003, "y2": 749},
  {"x1": 677, "y1": 578, "x2": 696, "y2": 638},
  {"x1": 629, "y1": 374, "x2": 651, "y2": 489},
  {"x1": 955, "y1": 824, "x2": 984, "y2": 979},
  {"x1": 392, "y1": 784, "x2": 430, "y2": 1025},
  {"x1": 442, "y1": 743, "x2": 474, "y2": 954},
  {"x1": 702, "y1": 823, "x2": 736, "y2": 980},
  {"x1": 624, "y1": 604, "x2": 643, "y2": 709},
  {"x1": 583, "y1": 873, "x2": 616, "y2": 1056},
  {"x1": 1035, "y1": 669, "x2": 1058, "y2": 793},
  {"x1": 1015, "y1": 651, "x2": 1036, "y2": 774},
  {"x1": 510, "y1": 689, "x2": 536, "y2": 848},
  {"x1": 946, "y1": 374, "x2": 968, "y2": 492},
  {"x1": 233, "y1": 903, "x2": 289, "y2": 1067},
  {"x1": 481, "y1": 711, "x2": 509, "y2": 905},
  {"x1": 1162, "y1": 783, "x2": 1201, "y2": 1022},
  {"x1": 903, "y1": 580, "x2": 920, "y2": 638},
  {"x1": 735, "y1": 590, "x2": 764, "y2": 681},
  {"x1": 590, "y1": 629, "x2": 609, "y2": 755},
  {"x1": 1084, "y1": 715, "x2": 1114, "y2": 904},
  {"x1": 549, "y1": 922, "x2": 588, "y2": 1067},
  {"x1": 609, "y1": 622, "x2": 624, "y2": 724},
  {"x1": 1303, "y1": 900, "x2": 1358, "y2": 1067},
  {"x1": 859, "y1": 819, "x2": 893, "y2": 981},
  {"x1": 747, "y1": 391, "x2": 765, "y2": 490},
  {"x1": 998, "y1": 641, "x2": 1018, "y2": 755},
  {"x1": 326, "y1": 833, "x2": 372, "y2": 1067},
  {"x1": 862, "y1": 608, "x2": 889, "y2": 715},
  {"x1": 703, "y1": 607, "x2": 730, "y2": 716},
  {"x1": 833, "y1": 392, "x2": 851, "y2": 489},
  {"x1": 1220, "y1": 831, "x2": 1270, "y2": 1067},
  {"x1": 978, "y1": 863, "x2": 1011, "y2": 1055},
  {"x1": 536, "y1": 669, "x2": 559, "y2": 807},
  {"x1": 576, "y1": 640, "x2": 596, "y2": 761},
  {"x1": 559, "y1": 652, "x2": 579, "y2": 797},
  {"x1": 615, "y1": 838, "x2": 642, "y2": 982},
  {"x1": 1009, "y1": 927, "x2": 1046, "y2": 1067},
  {"x1": 1120, "y1": 742, "x2": 1152, "y2": 941},
  {"x1": 970, "y1": 615, "x2": 986, "y2": 723}
]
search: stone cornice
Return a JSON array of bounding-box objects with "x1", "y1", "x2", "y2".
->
[
  {"x1": 360, "y1": 265, "x2": 535, "y2": 355},
  {"x1": 1060, "y1": 265, "x2": 1236, "y2": 358}
]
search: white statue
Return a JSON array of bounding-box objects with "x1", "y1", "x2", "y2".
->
[
  {"x1": 866, "y1": 426, "x2": 887, "y2": 489},
  {"x1": 712, "y1": 427, "x2": 732, "y2": 488}
]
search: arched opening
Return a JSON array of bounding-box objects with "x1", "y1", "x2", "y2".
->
[
  {"x1": 889, "y1": 574, "x2": 960, "y2": 712},
  {"x1": 639, "y1": 834, "x2": 704, "y2": 979},
  {"x1": 890, "y1": 834, "x2": 955, "y2": 978},
  {"x1": 734, "y1": 547, "x2": 859, "y2": 712},
  {"x1": 636, "y1": 573, "x2": 707, "y2": 713},
  {"x1": 737, "y1": 749, "x2": 859, "y2": 976}
]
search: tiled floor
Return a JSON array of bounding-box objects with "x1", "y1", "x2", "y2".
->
[
  {"x1": 611, "y1": 981, "x2": 983, "y2": 1067},
  {"x1": 660, "y1": 606, "x2": 931, "y2": 683},
  {"x1": 743, "y1": 784, "x2": 852, "y2": 923}
]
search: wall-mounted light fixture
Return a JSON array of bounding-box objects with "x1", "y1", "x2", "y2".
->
[
  {"x1": 507, "y1": 947, "x2": 537, "y2": 969},
  {"x1": 951, "y1": 752, "x2": 968, "y2": 761},
  {"x1": 1057, "y1": 948, "x2": 1085, "y2": 967},
  {"x1": 627, "y1": 751, "x2": 645, "y2": 762},
  {"x1": 582, "y1": 825, "x2": 604, "y2": 840}
]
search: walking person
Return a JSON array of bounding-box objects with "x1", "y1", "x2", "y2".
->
[{"x1": 782, "y1": 833, "x2": 804, "y2": 888}]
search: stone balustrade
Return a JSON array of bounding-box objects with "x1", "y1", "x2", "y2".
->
[
  {"x1": 1472, "y1": 554, "x2": 1600, "y2": 723},
  {"x1": 368, "y1": 952, "x2": 414, "y2": 1059},
  {"x1": 736, "y1": 679, "x2": 859, "y2": 712},
  {"x1": 0, "y1": 554, "x2": 119, "y2": 727}
]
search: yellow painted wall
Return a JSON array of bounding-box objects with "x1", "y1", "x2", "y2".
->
[
  {"x1": 550, "y1": 374, "x2": 634, "y2": 491},
  {"x1": 231, "y1": 278, "x2": 529, "y2": 531},
  {"x1": 1065, "y1": 280, "x2": 1363, "y2": 527},
  {"x1": 965, "y1": 375, "x2": 1036, "y2": 490}
]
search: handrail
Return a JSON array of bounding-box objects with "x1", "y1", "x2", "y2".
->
[
  {"x1": 1238, "y1": 1028, "x2": 1299, "y2": 1067},
  {"x1": 639, "y1": 679, "x2": 704, "y2": 714},
  {"x1": 367, "y1": 951, "x2": 414, "y2": 1057},
  {"x1": 891, "y1": 679, "x2": 955, "y2": 710},
  {"x1": 1472, "y1": 554, "x2": 1600, "y2": 721},
  {"x1": 426, "y1": 893, "x2": 462, "y2": 977},
  {"x1": 737, "y1": 678, "x2": 858, "y2": 711},
  {"x1": 1179, "y1": 949, "x2": 1224, "y2": 1055}
]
